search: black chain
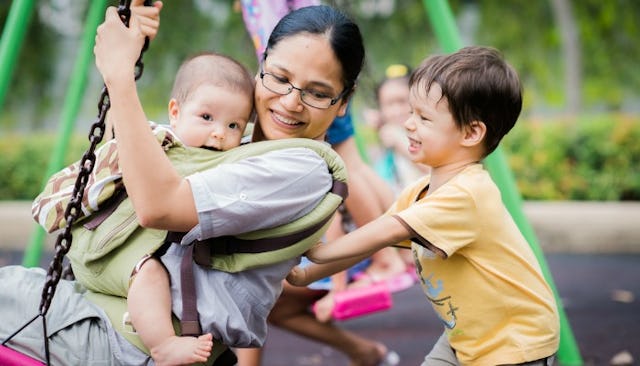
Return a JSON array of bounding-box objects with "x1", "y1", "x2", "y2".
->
[
  {"x1": 38, "y1": 0, "x2": 150, "y2": 319},
  {"x1": 1, "y1": 2, "x2": 152, "y2": 364}
]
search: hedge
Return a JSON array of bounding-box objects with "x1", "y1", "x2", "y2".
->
[
  {"x1": 503, "y1": 114, "x2": 640, "y2": 200},
  {"x1": 1, "y1": 114, "x2": 638, "y2": 201}
]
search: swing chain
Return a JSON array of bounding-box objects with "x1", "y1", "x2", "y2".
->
[{"x1": 38, "y1": 0, "x2": 151, "y2": 318}]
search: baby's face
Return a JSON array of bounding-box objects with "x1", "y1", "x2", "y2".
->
[{"x1": 171, "y1": 84, "x2": 252, "y2": 151}]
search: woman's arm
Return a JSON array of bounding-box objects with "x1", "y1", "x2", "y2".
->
[{"x1": 95, "y1": 7, "x2": 197, "y2": 231}]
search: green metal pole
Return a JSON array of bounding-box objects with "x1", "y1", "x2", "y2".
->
[
  {"x1": 0, "y1": 0, "x2": 36, "y2": 111},
  {"x1": 421, "y1": 0, "x2": 583, "y2": 364},
  {"x1": 23, "y1": 0, "x2": 110, "y2": 267}
]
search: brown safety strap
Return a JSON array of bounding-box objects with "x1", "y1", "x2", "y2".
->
[
  {"x1": 179, "y1": 243, "x2": 202, "y2": 337},
  {"x1": 82, "y1": 189, "x2": 128, "y2": 230},
  {"x1": 176, "y1": 179, "x2": 347, "y2": 339},
  {"x1": 174, "y1": 179, "x2": 347, "y2": 265}
]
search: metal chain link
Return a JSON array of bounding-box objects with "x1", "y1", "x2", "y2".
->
[{"x1": 38, "y1": 0, "x2": 151, "y2": 318}]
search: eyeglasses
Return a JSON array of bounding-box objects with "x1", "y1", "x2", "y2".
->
[{"x1": 259, "y1": 70, "x2": 348, "y2": 109}]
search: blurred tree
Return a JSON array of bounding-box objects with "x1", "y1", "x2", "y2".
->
[
  {"x1": 0, "y1": 0, "x2": 639, "y2": 133},
  {"x1": 550, "y1": 0, "x2": 581, "y2": 115}
]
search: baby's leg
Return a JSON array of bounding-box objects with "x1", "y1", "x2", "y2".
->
[{"x1": 128, "y1": 256, "x2": 213, "y2": 366}]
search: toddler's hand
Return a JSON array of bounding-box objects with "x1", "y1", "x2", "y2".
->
[{"x1": 286, "y1": 266, "x2": 310, "y2": 287}]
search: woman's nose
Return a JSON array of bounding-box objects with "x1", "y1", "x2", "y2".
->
[{"x1": 280, "y1": 89, "x2": 304, "y2": 112}]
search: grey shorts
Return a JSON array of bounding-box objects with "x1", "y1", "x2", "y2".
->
[
  {"x1": 0, "y1": 266, "x2": 117, "y2": 365},
  {"x1": 421, "y1": 332, "x2": 555, "y2": 366}
]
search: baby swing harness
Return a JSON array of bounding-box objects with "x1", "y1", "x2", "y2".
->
[{"x1": 33, "y1": 129, "x2": 348, "y2": 358}]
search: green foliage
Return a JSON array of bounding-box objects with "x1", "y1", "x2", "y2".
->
[
  {"x1": 2, "y1": 115, "x2": 638, "y2": 201},
  {"x1": 502, "y1": 114, "x2": 640, "y2": 200},
  {"x1": 2, "y1": 0, "x2": 639, "y2": 132},
  {"x1": 0, "y1": 134, "x2": 87, "y2": 200}
]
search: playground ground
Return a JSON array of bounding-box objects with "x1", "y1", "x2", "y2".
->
[{"x1": 1, "y1": 201, "x2": 639, "y2": 365}]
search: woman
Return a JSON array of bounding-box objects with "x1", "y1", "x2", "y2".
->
[{"x1": 0, "y1": 2, "x2": 390, "y2": 366}]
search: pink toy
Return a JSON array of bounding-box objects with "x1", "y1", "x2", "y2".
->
[
  {"x1": 315, "y1": 282, "x2": 393, "y2": 321},
  {"x1": 0, "y1": 345, "x2": 45, "y2": 366}
]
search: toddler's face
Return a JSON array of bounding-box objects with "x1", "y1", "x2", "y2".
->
[
  {"x1": 170, "y1": 84, "x2": 252, "y2": 151},
  {"x1": 404, "y1": 82, "x2": 462, "y2": 167}
]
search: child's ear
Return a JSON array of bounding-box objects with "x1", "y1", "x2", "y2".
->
[
  {"x1": 168, "y1": 98, "x2": 179, "y2": 128},
  {"x1": 461, "y1": 120, "x2": 486, "y2": 147}
]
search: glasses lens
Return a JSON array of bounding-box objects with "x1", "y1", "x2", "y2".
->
[
  {"x1": 301, "y1": 93, "x2": 332, "y2": 109},
  {"x1": 262, "y1": 73, "x2": 290, "y2": 95},
  {"x1": 262, "y1": 72, "x2": 334, "y2": 109}
]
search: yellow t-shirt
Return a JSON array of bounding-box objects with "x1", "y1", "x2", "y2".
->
[{"x1": 390, "y1": 164, "x2": 559, "y2": 365}]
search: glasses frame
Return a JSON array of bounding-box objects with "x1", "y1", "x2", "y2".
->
[{"x1": 259, "y1": 68, "x2": 349, "y2": 110}]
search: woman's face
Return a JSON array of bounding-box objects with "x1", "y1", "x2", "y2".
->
[{"x1": 254, "y1": 33, "x2": 349, "y2": 141}]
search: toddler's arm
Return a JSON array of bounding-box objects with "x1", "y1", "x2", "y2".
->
[
  {"x1": 287, "y1": 253, "x2": 371, "y2": 287},
  {"x1": 289, "y1": 215, "x2": 410, "y2": 285},
  {"x1": 306, "y1": 215, "x2": 409, "y2": 263}
]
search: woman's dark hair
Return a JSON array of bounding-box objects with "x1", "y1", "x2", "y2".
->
[{"x1": 264, "y1": 5, "x2": 365, "y2": 99}]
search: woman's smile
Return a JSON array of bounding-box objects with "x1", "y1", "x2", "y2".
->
[{"x1": 271, "y1": 109, "x2": 303, "y2": 127}]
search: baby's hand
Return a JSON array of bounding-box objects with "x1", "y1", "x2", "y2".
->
[
  {"x1": 131, "y1": 0, "x2": 163, "y2": 40},
  {"x1": 286, "y1": 266, "x2": 310, "y2": 287}
]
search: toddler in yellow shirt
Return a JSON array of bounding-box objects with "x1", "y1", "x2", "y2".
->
[{"x1": 288, "y1": 46, "x2": 559, "y2": 366}]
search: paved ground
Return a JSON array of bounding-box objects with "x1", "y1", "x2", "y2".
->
[
  {"x1": 254, "y1": 253, "x2": 640, "y2": 366},
  {"x1": 1, "y1": 251, "x2": 638, "y2": 366},
  {"x1": 1, "y1": 201, "x2": 640, "y2": 365}
]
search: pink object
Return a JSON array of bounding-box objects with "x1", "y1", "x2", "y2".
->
[
  {"x1": 386, "y1": 272, "x2": 418, "y2": 293},
  {"x1": 0, "y1": 345, "x2": 45, "y2": 366},
  {"x1": 239, "y1": 0, "x2": 320, "y2": 60},
  {"x1": 316, "y1": 282, "x2": 393, "y2": 321},
  {"x1": 352, "y1": 266, "x2": 419, "y2": 294}
]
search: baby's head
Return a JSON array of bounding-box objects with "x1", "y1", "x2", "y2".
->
[
  {"x1": 409, "y1": 46, "x2": 522, "y2": 159},
  {"x1": 169, "y1": 52, "x2": 255, "y2": 151}
]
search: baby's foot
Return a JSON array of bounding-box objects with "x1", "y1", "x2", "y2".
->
[{"x1": 151, "y1": 333, "x2": 213, "y2": 366}]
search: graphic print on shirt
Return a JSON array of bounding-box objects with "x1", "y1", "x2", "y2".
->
[{"x1": 413, "y1": 245, "x2": 458, "y2": 330}]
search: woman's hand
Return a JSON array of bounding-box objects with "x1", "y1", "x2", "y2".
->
[
  {"x1": 94, "y1": 7, "x2": 146, "y2": 87},
  {"x1": 131, "y1": 0, "x2": 163, "y2": 40}
]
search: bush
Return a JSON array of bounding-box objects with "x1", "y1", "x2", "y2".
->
[
  {"x1": 1, "y1": 114, "x2": 639, "y2": 201},
  {"x1": 502, "y1": 114, "x2": 640, "y2": 200},
  {"x1": 0, "y1": 133, "x2": 88, "y2": 200}
]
